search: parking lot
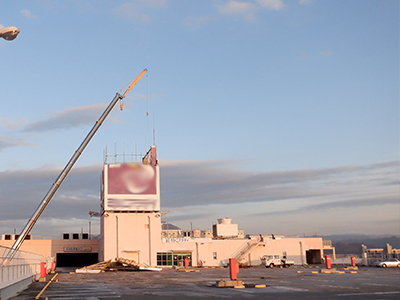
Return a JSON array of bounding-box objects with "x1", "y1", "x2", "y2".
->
[{"x1": 10, "y1": 265, "x2": 400, "y2": 300}]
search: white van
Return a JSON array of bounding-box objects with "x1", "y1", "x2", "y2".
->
[{"x1": 261, "y1": 255, "x2": 294, "y2": 268}]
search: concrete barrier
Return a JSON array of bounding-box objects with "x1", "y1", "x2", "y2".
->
[
  {"x1": 0, "y1": 274, "x2": 36, "y2": 300},
  {"x1": 0, "y1": 246, "x2": 49, "y2": 299}
]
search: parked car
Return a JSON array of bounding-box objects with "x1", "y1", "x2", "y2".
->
[
  {"x1": 373, "y1": 258, "x2": 400, "y2": 268},
  {"x1": 261, "y1": 255, "x2": 294, "y2": 268}
]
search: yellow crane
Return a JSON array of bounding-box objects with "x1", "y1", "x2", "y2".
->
[{"x1": 2, "y1": 69, "x2": 147, "y2": 263}]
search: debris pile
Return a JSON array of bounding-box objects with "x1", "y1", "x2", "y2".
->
[
  {"x1": 115, "y1": 257, "x2": 143, "y2": 268},
  {"x1": 75, "y1": 257, "x2": 162, "y2": 273},
  {"x1": 75, "y1": 260, "x2": 112, "y2": 273}
]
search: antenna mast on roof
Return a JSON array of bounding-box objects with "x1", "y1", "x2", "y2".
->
[{"x1": 153, "y1": 111, "x2": 156, "y2": 146}]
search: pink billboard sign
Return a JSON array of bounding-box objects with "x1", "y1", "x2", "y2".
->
[
  {"x1": 103, "y1": 163, "x2": 160, "y2": 211},
  {"x1": 108, "y1": 164, "x2": 157, "y2": 195}
]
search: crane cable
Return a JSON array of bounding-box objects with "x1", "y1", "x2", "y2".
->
[{"x1": 146, "y1": 73, "x2": 149, "y2": 148}]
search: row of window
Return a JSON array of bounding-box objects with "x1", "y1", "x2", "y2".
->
[
  {"x1": 157, "y1": 252, "x2": 192, "y2": 266},
  {"x1": 3, "y1": 234, "x2": 31, "y2": 240},
  {"x1": 156, "y1": 252, "x2": 219, "y2": 266},
  {"x1": 62, "y1": 233, "x2": 89, "y2": 240}
]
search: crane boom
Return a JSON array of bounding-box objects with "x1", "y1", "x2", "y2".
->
[{"x1": 2, "y1": 69, "x2": 147, "y2": 263}]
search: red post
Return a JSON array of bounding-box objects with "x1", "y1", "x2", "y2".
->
[
  {"x1": 40, "y1": 262, "x2": 47, "y2": 278},
  {"x1": 184, "y1": 258, "x2": 189, "y2": 269},
  {"x1": 325, "y1": 255, "x2": 332, "y2": 269},
  {"x1": 350, "y1": 256, "x2": 356, "y2": 267},
  {"x1": 51, "y1": 261, "x2": 55, "y2": 272},
  {"x1": 229, "y1": 258, "x2": 239, "y2": 280}
]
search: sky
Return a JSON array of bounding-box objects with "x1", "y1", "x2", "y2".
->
[{"x1": 0, "y1": 0, "x2": 398, "y2": 239}]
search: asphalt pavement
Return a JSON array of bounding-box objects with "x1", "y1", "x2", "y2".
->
[{"x1": 9, "y1": 265, "x2": 400, "y2": 300}]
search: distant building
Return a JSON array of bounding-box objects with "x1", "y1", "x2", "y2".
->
[
  {"x1": 0, "y1": 233, "x2": 98, "y2": 267},
  {"x1": 161, "y1": 222, "x2": 181, "y2": 238},
  {"x1": 362, "y1": 243, "x2": 400, "y2": 265}
]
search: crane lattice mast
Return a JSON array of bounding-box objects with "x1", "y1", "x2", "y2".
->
[{"x1": 2, "y1": 69, "x2": 147, "y2": 264}]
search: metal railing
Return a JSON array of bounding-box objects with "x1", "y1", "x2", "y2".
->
[
  {"x1": 0, "y1": 245, "x2": 44, "y2": 284},
  {"x1": 323, "y1": 240, "x2": 332, "y2": 247},
  {"x1": 229, "y1": 237, "x2": 262, "y2": 261}
]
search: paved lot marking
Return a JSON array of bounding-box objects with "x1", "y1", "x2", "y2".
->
[{"x1": 338, "y1": 291, "x2": 400, "y2": 297}]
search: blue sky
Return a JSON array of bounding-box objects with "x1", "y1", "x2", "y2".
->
[{"x1": 0, "y1": 0, "x2": 398, "y2": 238}]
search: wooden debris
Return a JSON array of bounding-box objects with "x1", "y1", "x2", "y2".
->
[
  {"x1": 115, "y1": 257, "x2": 156, "y2": 269},
  {"x1": 115, "y1": 257, "x2": 139, "y2": 267},
  {"x1": 35, "y1": 273, "x2": 58, "y2": 299},
  {"x1": 75, "y1": 269, "x2": 101, "y2": 274},
  {"x1": 138, "y1": 266, "x2": 162, "y2": 271},
  {"x1": 75, "y1": 260, "x2": 112, "y2": 273},
  {"x1": 74, "y1": 258, "x2": 161, "y2": 273}
]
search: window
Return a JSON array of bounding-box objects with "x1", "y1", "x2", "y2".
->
[
  {"x1": 72, "y1": 233, "x2": 79, "y2": 239},
  {"x1": 4, "y1": 234, "x2": 11, "y2": 240},
  {"x1": 213, "y1": 252, "x2": 217, "y2": 260},
  {"x1": 157, "y1": 252, "x2": 192, "y2": 266},
  {"x1": 82, "y1": 233, "x2": 89, "y2": 239},
  {"x1": 63, "y1": 233, "x2": 70, "y2": 240}
]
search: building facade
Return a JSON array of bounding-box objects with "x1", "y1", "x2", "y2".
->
[
  {"x1": 362, "y1": 243, "x2": 400, "y2": 265},
  {"x1": 2, "y1": 146, "x2": 333, "y2": 268},
  {"x1": 99, "y1": 146, "x2": 328, "y2": 267}
]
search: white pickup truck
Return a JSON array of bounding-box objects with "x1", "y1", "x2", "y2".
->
[{"x1": 261, "y1": 255, "x2": 294, "y2": 268}]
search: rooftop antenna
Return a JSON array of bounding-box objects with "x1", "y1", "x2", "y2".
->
[
  {"x1": 153, "y1": 110, "x2": 156, "y2": 146},
  {"x1": 146, "y1": 73, "x2": 149, "y2": 150},
  {"x1": 135, "y1": 142, "x2": 137, "y2": 162},
  {"x1": 104, "y1": 144, "x2": 108, "y2": 164},
  {"x1": 114, "y1": 142, "x2": 117, "y2": 164},
  {"x1": 123, "y1": 142, "x2": 126, "y2": 163}
]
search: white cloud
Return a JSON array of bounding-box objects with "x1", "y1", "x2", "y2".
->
[
  {"x1": 143, "y1": 0, "x2": 167, "y2": 9},
  {"x1": 256, "y1": 0, "x2": 285, "y2": 10},
  {"x1": 0, "y1": 117, "x2": 25, "y2": 129},
  {"x1": 218, "y1": 1, "x2": 255, "y2": 14},
  {"x1": 0, "y1": 160, "x2": 397, "y2": 236},
  {"x1": 216, "y1": 1, "x2": 256, "y2": 21},
  {"x1": 20, "y1": 9, "x2": 37, "y2": 19},
  {"x1": 318, "y1": 50, "x2": 333, "y2": 57},
  {"x1": 0, "y1": 217, "x2": 100, "y2": 239},
  {"x1": 0, "y1": 24, "x2": 4, "y2": 29},
  {"x1": 112, "y1": 3, "x2": 151, "y2": 22},
  {"x1": 112, "y1": 0, "x2": 166, "y2": 22},
  {"x1": 21, "y1": 103, "x2": 116, "y2": 132},
  {"x1": 160, "y1": 159, "x2": 398, "y2": 208},
  {"x1": 184, "y1": 16, "x2": 211, "y2": 29},
  {"x1": 0, "y1": 136, "x2": 25, "y2": 150},
  {"x1": 216, "y1": 0, "x2": 285, "y2": 21}
]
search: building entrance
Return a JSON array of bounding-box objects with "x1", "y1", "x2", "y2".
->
[
  {"x1": 306, "y1": 249, "x2": 322, "y2": 264},
  {"x1": 157, "y1": 252, "x2": 192, "y2": 267},
  {"x1": 56, "y1": 253, "x2": 98, "y2": 267}
]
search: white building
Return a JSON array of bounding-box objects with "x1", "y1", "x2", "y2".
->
[
  {"x1": 1, "y1": 146, "x2": 334, "y2": 268},
  {"x1": 99, "y1": 146, "x2": 331, "y2": 267}
]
